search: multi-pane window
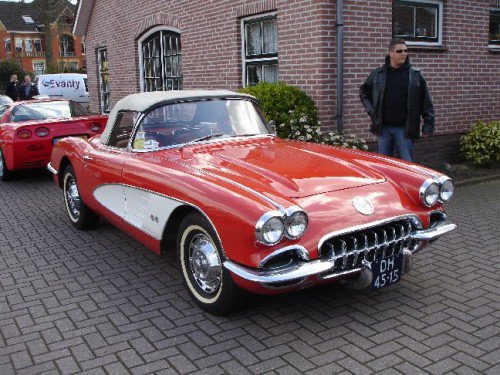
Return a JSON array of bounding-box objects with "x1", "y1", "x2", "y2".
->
[
  {"x1": 393, "y1": 0, "x2": 442, "y2": 44},
  {"x1": 33, "y1": 62, "x2": 45, "y2": 76},
  {"x1": 59, "y1": 34, "x2": 75, "y2": 56},
  {"x1": 242, "y1": 14, "x2": 278, "y2": 86},
  {"x1": 98, "y1": 48, "x2": 110, "y2": 114},
  {"x1": 141, "y1": 30, "x2": 182, "y2": 92},
  {"x1": 490, "y1": 8, "x2": 500, "y2": 46}
]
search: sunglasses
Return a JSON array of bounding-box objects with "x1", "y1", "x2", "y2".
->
[{"x1": 394, "y1": 49, "x2": 408, "y2": 54}]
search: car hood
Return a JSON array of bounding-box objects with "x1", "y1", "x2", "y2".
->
[{"x1": 173, "y1": 137, "x2": 386, "y2": 198}]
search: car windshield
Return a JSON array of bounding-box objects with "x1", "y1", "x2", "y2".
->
[
  {"x1": 132, "y1": 99, "x2": 270, "y2": 150},
  {"x1": 9, "y1": 101, "x2": 90, "y2": 122}
]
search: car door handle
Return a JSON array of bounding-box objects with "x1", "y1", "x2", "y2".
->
[{"x1": 83, "y1": 155, "x2": 93, "y2": 161}]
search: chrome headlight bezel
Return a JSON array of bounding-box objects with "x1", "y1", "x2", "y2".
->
[
  {"x1": 438, "y1": 176, "x2": 454, "y2": 202},
  {"x1": 285, "y1": 206, "x2": 309, "y2": 240},
  {"x1": 419, "y1": 178, "x2": 440, "y2": 207},
  {"x1": 255, "y1": 211, "x2": 285, "y2": 246}
]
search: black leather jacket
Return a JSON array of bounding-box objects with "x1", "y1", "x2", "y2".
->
[{"x1": 359, "y1": 57, "x2": 434, "y2": 139}]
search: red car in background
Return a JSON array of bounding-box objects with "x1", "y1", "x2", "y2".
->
[{"x1": 0, "y1": 99, "x2": 107, "y2": 180}]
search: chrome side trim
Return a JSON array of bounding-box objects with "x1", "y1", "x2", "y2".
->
[
  {"x1": 317, "y1": 214, "x2": 420, "y2": 253},
  {"x1": 411, "y1": 220, "x2": 457, "y2": 241},
  {"x1": 258, "y1": 245, "x2": 310, "y2": 269},
  {"x1": 47, "y1": 162, "x2": 58, "y2": 175}
]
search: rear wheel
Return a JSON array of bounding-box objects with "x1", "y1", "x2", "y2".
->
[
  {"x1": 0, "y1": 149, "x2": 13, "y2": 181},
  {"x1": 63, "y1": 165, "x2": 99, "y2": 230},
  {"x1": 178, "y1": 212, "x2": 246, "y2": 315}
]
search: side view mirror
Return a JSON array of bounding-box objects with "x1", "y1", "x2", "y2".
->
[{"x1": 268, "y1": 120, "x2": 276, "y2": 135}]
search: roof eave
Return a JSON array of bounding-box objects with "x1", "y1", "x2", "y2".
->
[{"x1": 73, "y1": 0, "x2": 94, "y2": 36}]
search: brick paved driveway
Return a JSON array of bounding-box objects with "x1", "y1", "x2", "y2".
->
[{"x1": 1, "y1": 172, "x2": 499, "y2": 374}]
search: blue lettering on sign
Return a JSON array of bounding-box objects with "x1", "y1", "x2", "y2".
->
[{"x1": 41, "y1": 79, "x2": 80, "y2": 90}]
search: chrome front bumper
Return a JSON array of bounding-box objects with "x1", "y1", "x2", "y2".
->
[{"x1": 224, "y1": 220, "x2": 456, "y2": 286}]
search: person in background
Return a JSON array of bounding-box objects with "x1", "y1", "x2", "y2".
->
[
  {"x1": 5, "y1": 74, "x2": 20, "y2": 101},
  {"x1": 359, "y1": 38, "x2": 434, "y2": 162},
  {"x1": 19, "y1": 74, "x2": 39, "y2": 100}
]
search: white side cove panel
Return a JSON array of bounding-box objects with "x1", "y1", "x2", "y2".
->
[
  {"x1": 93, "y1": 184, "x2": 126, "y2": 218},
  {"x1": 93, "y1": 184, "x2": 182, "y2": 240}
]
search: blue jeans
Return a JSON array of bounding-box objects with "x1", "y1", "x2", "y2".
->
[{"x1": 377, "y1": 126, "x2": 415, "y2": 162}]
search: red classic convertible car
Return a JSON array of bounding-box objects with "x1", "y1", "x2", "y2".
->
[
  {"x1": 48, "y1": 90, "x2": 456, "y2": 314},
  {"x1": 0, "y1": 99, "x2": 107, "y2": 180}
]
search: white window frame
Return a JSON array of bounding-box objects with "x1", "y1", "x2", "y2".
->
[
  {"x1": 25, "y1": 38, "x2": 32, "y2": 53},
  {"x1": 32, "y1": 61, "x2": 45, "y2": 76},
  {"x1": 393, "y1": 0, "x2": 443, "y2": 47},
  {"x1": 241, "y1": 12, "x2": 278, "y2": 86},
  {"x1": 137, "y1": 25, "x2": 182, "y2": 92}
]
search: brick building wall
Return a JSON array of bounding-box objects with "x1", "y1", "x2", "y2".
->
[{"x1": 83, "y1": 0, "x2": 499, "y2": 162}]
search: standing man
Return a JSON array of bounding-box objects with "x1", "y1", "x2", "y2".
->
[
  {"x1": 19, "y1": 75, "x2": 39, "y2": 100},
  {"x1": 359, "y1": 38, "x2": 434, "y2": 162},
  {"x1": 5, "y1": 74, "x2": 20, "y2": 101}
]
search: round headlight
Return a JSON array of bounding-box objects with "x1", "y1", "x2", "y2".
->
[
  {"x1": 420, "y1": 179, "x2": 440, "y2": 207},
  {"x1": 439, "y1": 178, "x2": 454, "y2": 202},
  {"x1": 256, "y1": 212, "x2": 285, "y2": 245},
  {"x1": 285, "y1": 210, "x2": 308, "y2": 239}
]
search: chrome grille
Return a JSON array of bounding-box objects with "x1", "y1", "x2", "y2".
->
[{"x1": 319, "y1": 219, "x2": 416, "y2": 275}]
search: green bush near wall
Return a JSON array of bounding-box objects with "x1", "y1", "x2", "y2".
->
[
  {"x1": 460, "y1": 120, "x2": 500, "y2": 166},
  {"x1": 239, "y1": 82, "x2": 368, "y2": 150}
]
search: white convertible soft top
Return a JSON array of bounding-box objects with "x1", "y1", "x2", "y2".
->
[{"x1": 100, "y1": 90, "x2": 254, "y2": 144}]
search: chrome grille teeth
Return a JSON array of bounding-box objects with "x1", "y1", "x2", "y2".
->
[{"x1": 320, "y1": 219, "x2": 415, "y2": 275}]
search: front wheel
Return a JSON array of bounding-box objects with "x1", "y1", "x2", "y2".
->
[
  {"x1": 178, "y1": 213, "x2": 246, "y2": 315},
  {"x1": 0, "y1": 149, "x2": 13, "y2": 181},
  {"x1": 63, "y1": 165, "x2": 99, "y2": 230}
]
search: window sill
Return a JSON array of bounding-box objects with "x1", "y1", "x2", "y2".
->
[
  {"x1": 407, "y1": 45, "x2": 448, "y2": 52},
  {"x1": 488, "y1": 46, "x2": 500, "y2": 53}
]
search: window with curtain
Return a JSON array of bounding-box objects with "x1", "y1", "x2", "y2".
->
[
  {"x1": 15, "y1": 38, "x2": 23, "y2": 52},
  {"x1": 25, "y1": 38, "x2": 32, "y2": 53},
  {"x1": 242, "y1": 14, "x2": 278, "y2": 86},
  {"x1": 141, "y1": 30, "x2": 182, "y2": 92},
  {"x1": 393, "y1": 0, "x2": 442, "y2": 44}
]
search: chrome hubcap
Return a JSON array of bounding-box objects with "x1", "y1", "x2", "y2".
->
[
  {"x1": 188, "y1": 233, "x2": 222, "y2": 294},
  {"x1": 65, "y1": 176, "x2": 81, "y2": 219}
]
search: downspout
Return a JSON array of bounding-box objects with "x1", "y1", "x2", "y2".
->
[{"x1": 336, "y1": 0, "x2": 344, "y2": 133}]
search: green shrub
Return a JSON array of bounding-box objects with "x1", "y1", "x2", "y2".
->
[
  {"x1": 240, "y1": 81, "x2": 368, "y2": 150},
  {"x1": 460, "y1": 120, "x2": 500, "y2": 166},
  {"x1": 239, "y1": 82, "x2": 318, "y2": 139},
  {"x1": 321, "y1": 132, "x2": 369, "y2": 151}
]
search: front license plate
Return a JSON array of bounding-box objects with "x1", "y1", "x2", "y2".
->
[
  {"x1": 53, "y1": 135, "x2": 87, "y2": 144},
  {"x1": 371, "y1": 253, "x2": 403, "y2": 290}
]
